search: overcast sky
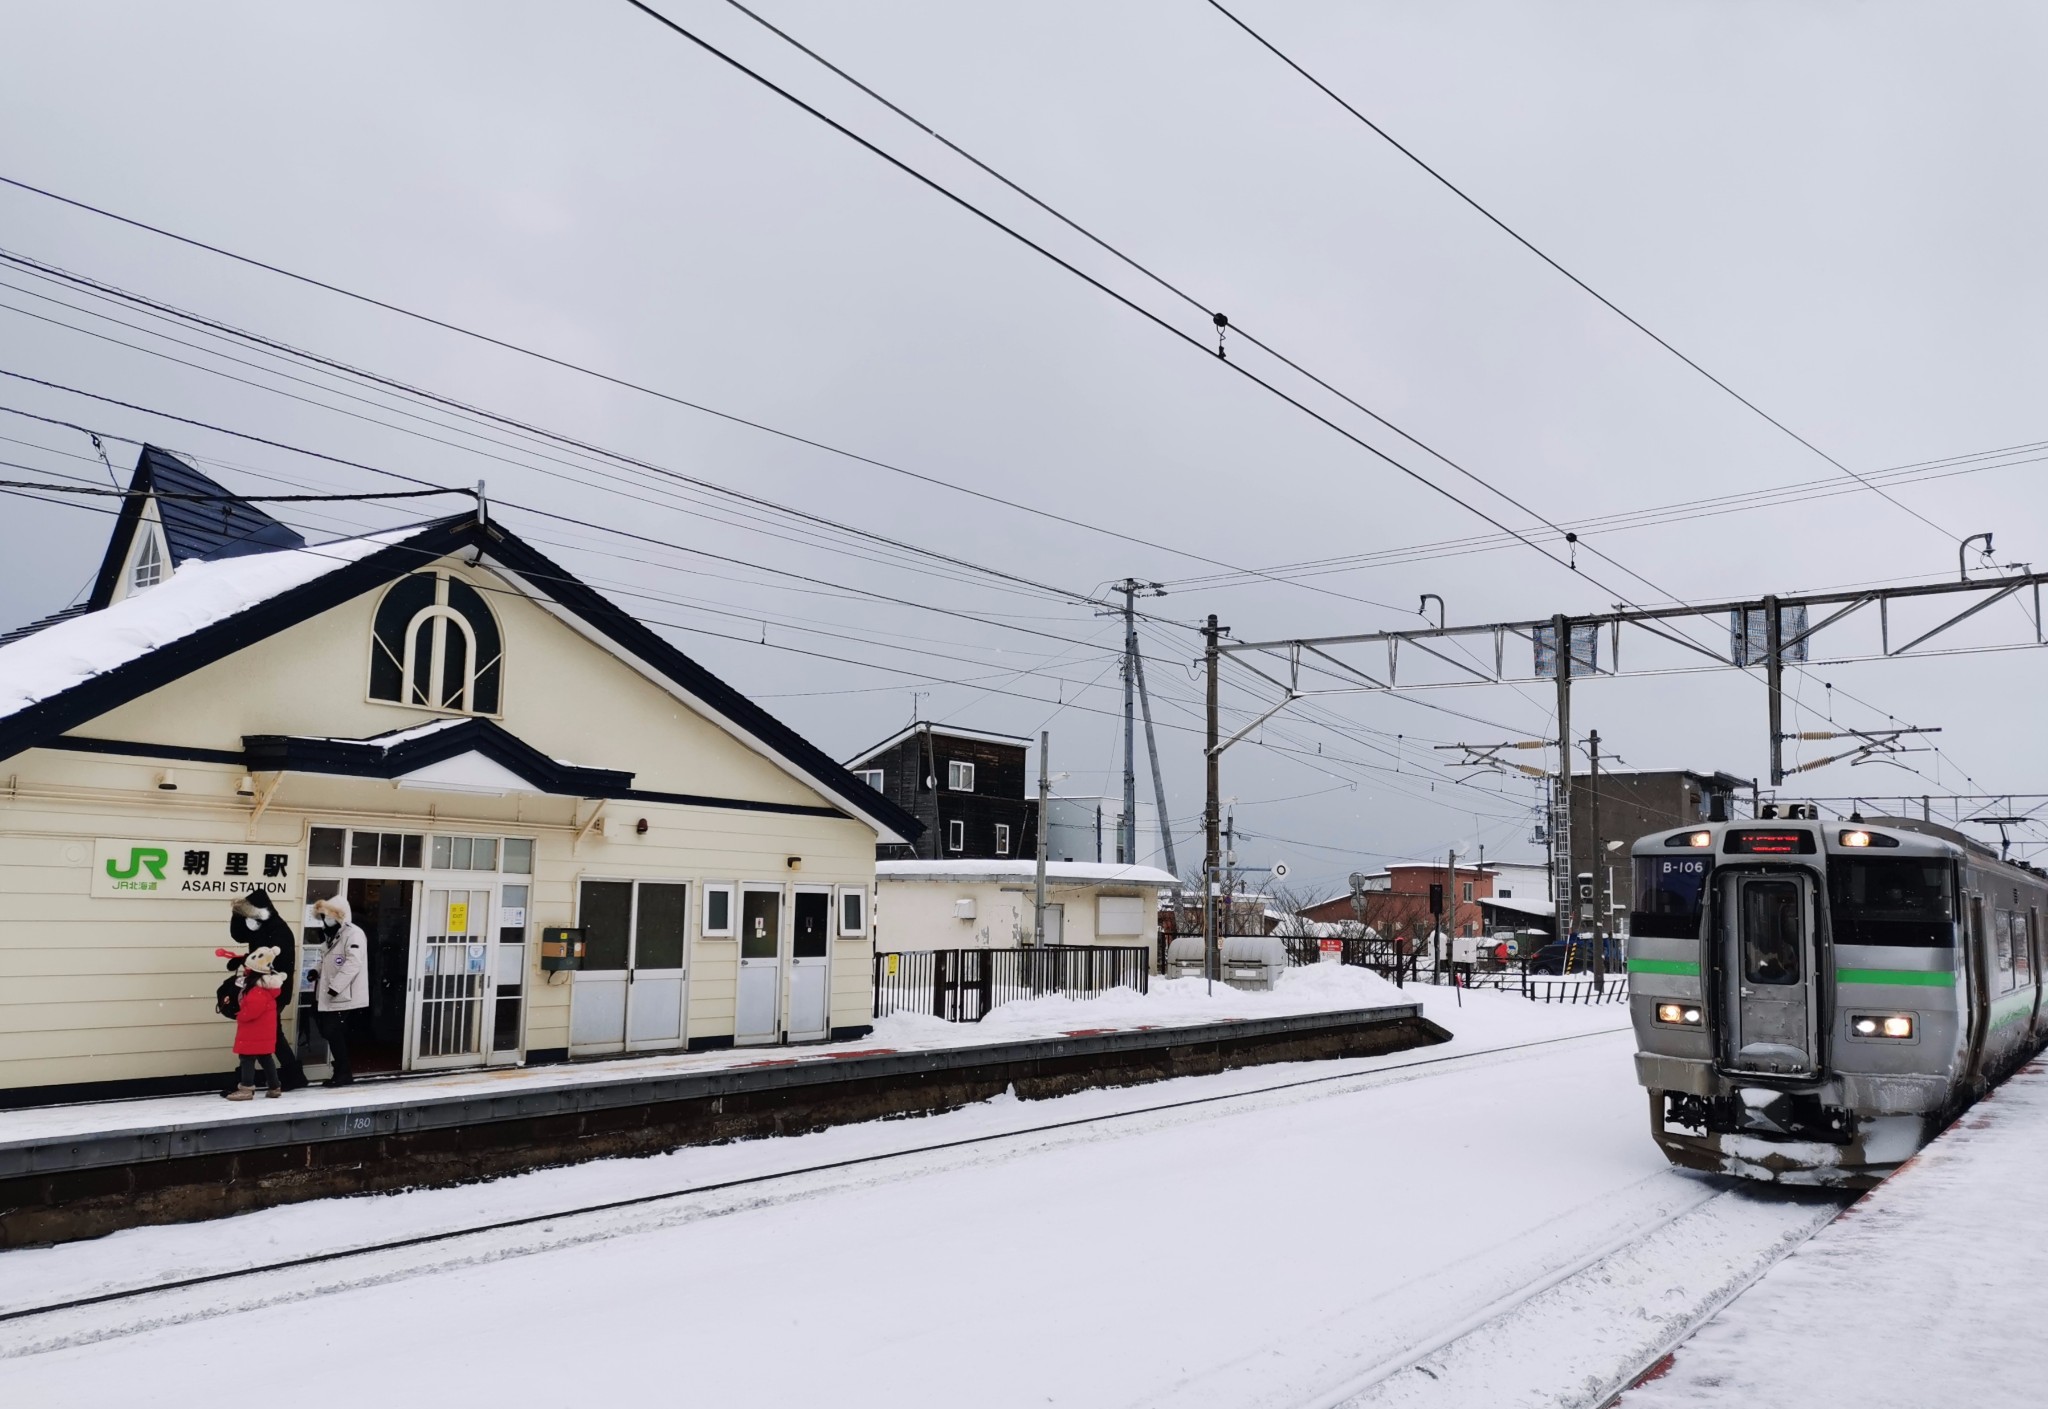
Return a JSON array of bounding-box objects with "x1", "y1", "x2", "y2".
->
[{"x1": 4, "y1": 1, "x2": 2046, "y2": 892}]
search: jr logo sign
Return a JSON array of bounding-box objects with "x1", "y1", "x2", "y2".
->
[
  {"x1": 104, "y1": 847, "x2": 169, "y2": 884},
  {"x1": 91, "y1": 840, "x2": 299, "y2": 901}
]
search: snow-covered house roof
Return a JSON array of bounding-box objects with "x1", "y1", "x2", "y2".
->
[
  {"x1": 0, "y1": 450, "x2": 923, "y2": 844},
  {"x1": 86, "y1": 446, "x2": 307, "y2": 610},
  {"x1": 846, "y1": 720, "x2": 1033, "y2": 765},
  {"x1": 1480, "y1": 894, "x2": 1557, "y2": 919},
  {"x1": 877, "y1": 860, "x2": 1176, "y2": 887}
]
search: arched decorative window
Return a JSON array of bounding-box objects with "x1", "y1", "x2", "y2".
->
[{"x1": 369, "y1": 572, "x2": 503, "y2": 714}]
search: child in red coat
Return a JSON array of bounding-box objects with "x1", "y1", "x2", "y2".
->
[{"x1": 228, "y1": 946, "x2": 287, "y2": 1101}]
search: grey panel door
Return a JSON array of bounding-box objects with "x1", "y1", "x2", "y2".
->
[{"x1": 1722, "y1": 873, "x2": 1816, "y2": 1076}]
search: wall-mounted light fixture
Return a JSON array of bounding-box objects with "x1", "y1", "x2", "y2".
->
[
  {"x1": 635, "y1": 817, "x2": 649, "y2": 835},
  {"x1": 786, "y1": 856, "x2": 802, "y2": 871},
  {"x1": 156, "y1": 771, "x2": 178, "y2": 792},
  {"x1": 236, "y1": 774, "x2": 257, "y2": 797}
]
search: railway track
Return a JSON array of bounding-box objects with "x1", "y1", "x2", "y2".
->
[
  {"x1": 0, "y1": 1025, "x2": 1629, "y2": 1358},
  {"x1": 1307, "y1": 1181, "x2": 1849, "y2": 1409}
]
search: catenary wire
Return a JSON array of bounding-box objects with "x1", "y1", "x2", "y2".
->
[{"x1": 1200, "y1": 0, "x2": 1961, "y2": 545}]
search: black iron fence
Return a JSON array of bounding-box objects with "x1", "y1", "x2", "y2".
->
[{"x1": 873, "y1": 945, "x2": 1152, "y2": 1023}]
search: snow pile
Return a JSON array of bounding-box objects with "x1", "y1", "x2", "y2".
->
[
  {"x1": 871, "y1": 961, "x2": 1408, "y2": 1046},
  {"x1": 1627, "y1": 1062, "x2": 2048, "y2": 1408},
  {"x1": 0, "y1": 527, "x2": 420, "y2": 718}
]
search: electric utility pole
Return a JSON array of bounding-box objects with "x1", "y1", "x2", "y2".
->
[
  {"x1": 1109, "y1": 579, "x2": 1166, "y2": 866},
  {"x1": 1204, "y1": 614, "x2": 1223, "y2": 986},
  {"x1": 1764, "y1": 594, "x2": 1785, "y2": 787},
  {"x1": 1033, "y1": 730, "x2": 1051, "y2": 947},
  {"x1": 1444, "y1": 847, "x2": 1457, "y2": 976},
  {"x1": 1588, "y1": 729, "x2": 1605, "y2": 992},
  {"x1": 1551, "y1": 614, "x2": 1576, "y2": 952}
]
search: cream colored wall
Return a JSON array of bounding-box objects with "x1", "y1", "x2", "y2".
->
[
  {"x1": 85, "y1": 556, "x2": 834, "y2": 809},
  {"x1": 542, "y1": 814, "x2": 875, "y2": 1048},
  {"x1": 0, "y1": 552, "x2": 893, "y2": 1094},
  {"x1": 873, "y1": 879, "x2": 1159, "y2": 951},
  {"x1": 0, "y1": 749, "x2": 880, "y2": 1091}
]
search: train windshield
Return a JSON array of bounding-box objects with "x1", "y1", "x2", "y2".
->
[
  {"x1": 1633, "y1": 855, "x2": 1711, "y2": 939},
  {"x1": 1826, "y1": 857, "x2": 1955, "y2": 948}
]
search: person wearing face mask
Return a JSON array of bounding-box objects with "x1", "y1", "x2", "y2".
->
[
  {"x1": 310, "y1": 896, "x2": 369, "y2": 1086},
  {"x1": 226, "y1": 888, "x2": 309, "y2": 1091}
]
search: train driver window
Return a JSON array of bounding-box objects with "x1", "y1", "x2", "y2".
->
[{"x1": 1741, "y1": 880, "x2": 1803, "y2": 986}]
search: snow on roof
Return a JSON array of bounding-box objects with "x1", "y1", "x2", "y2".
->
[
  {"x1": 0, "y1": 526, "x2": 423, "y2": 722},
  {"x1": 1481, "y1": 894, "x2": 1557, "y2": 918},
  {"x1": 846, "y1": 720, "x2": 1033, "y2": 764},
  {"x1": 338, "y1": 718, "x2": 473, "y2": 747},
  {"x1": 877, "y1": 860, "x2": 1179, "y2": 887}
]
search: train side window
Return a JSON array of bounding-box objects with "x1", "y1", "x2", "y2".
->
[
  {"x1": 1995, "y1": 910, "x2": 2015, "y2": 992},
  {"x1": 2016, "y1": 912, "x2": 2033, "y2": 987}
]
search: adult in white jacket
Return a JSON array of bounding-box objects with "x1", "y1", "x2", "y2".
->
[{"x1": 311, "y1": 896, "x2": 369, "y2": 1087}]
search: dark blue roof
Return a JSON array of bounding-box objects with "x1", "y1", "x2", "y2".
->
[
  {"x1": 144, "y1": 445, "x2": 305, "y2": 563},
  {"x1": 88, "y1": 447, "x2": 307, "y2": 609},
  {"x1": 0, "y1": 603, "x2": 88, "y2": 646}
]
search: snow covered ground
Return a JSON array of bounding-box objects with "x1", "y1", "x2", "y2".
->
[
  {"x1": 0, "y1": 962, "x2": 1417, "y2": 1147},
  {"x1": 1624, "y1": 1060, "x2": 2048, "y2": 1408},
  {"x1": 0, "y1": 987, "x2": 1839, "y2": 1409}
]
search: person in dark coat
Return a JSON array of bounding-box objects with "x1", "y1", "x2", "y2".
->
[{"x1": 226, "y1": 888, "x2": 309, "y2": 1091}]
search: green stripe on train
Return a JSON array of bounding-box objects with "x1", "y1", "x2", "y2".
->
[
  {"x1": 1835, "y1": 967, "x2": 1956, "y2": 987},
  {"x1": 1626, "y1": 958, "x2": 1700, "y2": 976}
]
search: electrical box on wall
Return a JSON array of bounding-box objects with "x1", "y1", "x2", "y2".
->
[
  {"x1": 540, "y1": 926, "x2": 585, "y2": 972},
  {"x1": 954, "y1": 898, "x2": 976, "y2": 920}
]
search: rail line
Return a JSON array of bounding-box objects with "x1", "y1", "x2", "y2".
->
[
  {"x1": 0, "y1": 1025, "x2": 1629, "y2": 1347},
  {"x1": 1302, "y1": 1183, "x2": 1850, "y2": 1409}
]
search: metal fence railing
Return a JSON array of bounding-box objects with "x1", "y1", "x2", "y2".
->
[
  {"x1": 873, "y1": 945, "x2": 1152, "y2": 1023},
  {"x1": 1278, "y1": 936, "x2": 1631, "y2": 1005}
]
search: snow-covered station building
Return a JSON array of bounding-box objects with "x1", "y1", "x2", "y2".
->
[{"x1": 0, "y1": 448, "x2": 919, "y2": 1105}]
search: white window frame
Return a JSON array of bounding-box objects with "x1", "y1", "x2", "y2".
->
[
  {"x1": 702, "y1": 882, "x2": 736, "y2": 938},
  {"x1": 369, "y1": 570, "x2": 504, "y2": 718},
  {"x1": 995, "y1": 823, "x2": 1011, "y2": 856},
  {"x1": 947, "y1": 760, "x2": 975, "y2": 792},
  {"x1": 1461, "y1": 882, "x2": 1474, "y2": 903},
  {"x1": 838, "y1": 886, "x2": 869, "y2": 937},
  {"x1": 947, "y1": 819, "x2": 965, "y2": 852},
  {"x1": 130, "y1": 526, "x2": 165, "y2": 591},
  {"x1": 856, "y1": 768, "x2": 884, "y2": 793}
]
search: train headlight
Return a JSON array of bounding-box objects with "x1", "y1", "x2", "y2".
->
[
  {"x1": 1841, "y1": 830, "x2": 1872, "y2": 847},
  {"x1": 1687, "y1": 831, "x2": 1711, "y2": 848},
  {"x1": 1852, "y1": 1013, "x2": 1914, "y2": 1039},
  {"x1": 1656, "y1": 1003, "x2": 1704, "y2": 1026}
]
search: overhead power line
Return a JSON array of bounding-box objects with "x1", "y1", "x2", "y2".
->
[
  {"x1": 0, "y1": 174, "x2": 1406, "y2": 619},
  {"x1": 1201, "y1": 0, "x2": 1960, "y2": 544},
  {"x1": 0, "y1": 477, "x2": 464, "y2": 504},
  {"x1": 0, "y1": 386, "x2": 1116, "y2": 653}
]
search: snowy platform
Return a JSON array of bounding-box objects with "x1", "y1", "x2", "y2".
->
[
  {"x1": 1627, "y1": 1059, "x2": 2048, "y2": 1408},
  {"x1": 0, "y1": 967, "x2": 1441, "y2": 1245}
]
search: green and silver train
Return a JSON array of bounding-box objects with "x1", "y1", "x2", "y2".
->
[{"x1": 1628, "y1": 803, "x2": 2048, "y2": 1188}]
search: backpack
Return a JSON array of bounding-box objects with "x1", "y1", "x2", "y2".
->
[{"x1": 215, "y1": 974, "x2": 242, "y2": 1020}]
